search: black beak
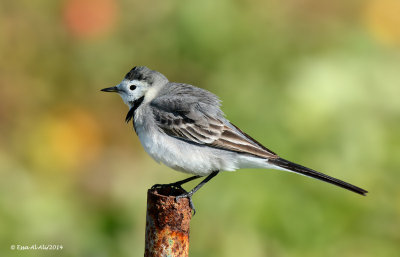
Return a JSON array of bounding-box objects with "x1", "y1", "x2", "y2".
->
[{"x1": 101, "y1": 86, "x2": 119, "y2": 93}]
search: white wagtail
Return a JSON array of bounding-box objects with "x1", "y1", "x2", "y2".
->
[{"x1": 101, "y1": 66, "x2": 367, "y2": 212}]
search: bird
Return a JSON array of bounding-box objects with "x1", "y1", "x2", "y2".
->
[{"x1": 101, "y1": 66, "x2": 368, "y2": 213}]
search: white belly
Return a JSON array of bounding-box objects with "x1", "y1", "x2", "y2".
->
[
  {"x1": 135, "y1": 126, "x2": 274, "y2": 176},
  {"x1": 136, "y1": 126, "x2": 223, "y2": 175}
]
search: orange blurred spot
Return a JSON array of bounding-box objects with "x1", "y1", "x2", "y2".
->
[
  {"x1": 47, "y1": 109, "x2": 102, "y2": 169},
  {"x1": 363, "y1": 0, "x2": 400, "y2": 46},
  {"x1": 28, "y1": 108, "x2": 103, "y2": 172},
  {"x1": 63, "y1": 0, "x2": 117, "y2": 39}
]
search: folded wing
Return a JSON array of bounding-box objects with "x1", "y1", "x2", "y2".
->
[{"x1": 150, "y1": 85, "x2": 277, "y2": 159}]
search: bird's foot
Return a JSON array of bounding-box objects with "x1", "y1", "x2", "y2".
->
[
  {"x1": 151, "y1": 183, "x2": 196, "y2": 215},
  {"x1": 151, "y1": 182, "x2": 186, "y2": 192},
  {"x1": 151, "y1": 172, "x2": 219, "y2": 216},
  {"x1": 151, "y1": 175, "x2": 201, "y2": 192},
  {"x1": 176, "y1": 192, "x2": 196, "y2": 215}
]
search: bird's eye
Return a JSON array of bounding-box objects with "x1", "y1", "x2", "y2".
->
[{"x1": 130, "y1": 85, "x2": 137, "y2": 90}]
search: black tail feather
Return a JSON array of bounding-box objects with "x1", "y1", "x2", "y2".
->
[{"x1": 268, "y1": 158, "x2": 368, "y2": 196}]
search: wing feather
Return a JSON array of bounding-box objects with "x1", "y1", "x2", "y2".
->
[{"x1": 150, "y1": 88, "x2": 277, "y2": 159}]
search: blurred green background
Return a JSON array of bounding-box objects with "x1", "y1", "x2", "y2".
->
[{"x1": 1, "y1": 0, "x2": 399, "y2": 256}]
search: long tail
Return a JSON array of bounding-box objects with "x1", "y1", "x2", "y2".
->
[{"x1": 268, "y1": 158, "x2": 368, "y2": 196}]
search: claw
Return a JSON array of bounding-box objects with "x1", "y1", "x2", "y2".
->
[
  {"x1": 176, "y1": 192, "x2": 196, "y2": 215},
  {"x1": 189, "y1": 199, "x2": 196, "y2": 215}
]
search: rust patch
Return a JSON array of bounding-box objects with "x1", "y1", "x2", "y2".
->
[{"x1": 144, "y1": 187, "x2": 192, "y2": 257}]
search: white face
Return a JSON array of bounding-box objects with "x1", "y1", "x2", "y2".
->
[{"x1": 116, "y1": 79, "x2": 150, "y2": 107}]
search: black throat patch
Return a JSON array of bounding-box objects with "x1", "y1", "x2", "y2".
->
[{"x1": 125, "y1": 96, "x2": 145, "y2": 132}]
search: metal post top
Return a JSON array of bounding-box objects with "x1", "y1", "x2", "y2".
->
[{"x1": 145, "y1": 186, "x2": 192, "y2": 257}]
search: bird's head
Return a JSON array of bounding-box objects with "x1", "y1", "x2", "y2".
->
[{"x1": 101, "y1": 66, "x2": 168, "y2": 108}]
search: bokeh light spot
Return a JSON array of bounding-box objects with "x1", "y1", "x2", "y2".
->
[
  {"x1": 63, "y1": 0, "x2": 118, "y2": 39},
  {"x1": 363, "y1": 0, "x2": 400, "y2": 47},
  {"x1": 29, "y1": 108, "x2": 103, "y2": 172}
]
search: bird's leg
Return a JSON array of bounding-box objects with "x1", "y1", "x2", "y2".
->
[
  {"x1": 151, "y1": 175, "x2": 202, "y2": 191},
  {"x1": 176, "y1": 171, "x2": 220, "y2": 215}
]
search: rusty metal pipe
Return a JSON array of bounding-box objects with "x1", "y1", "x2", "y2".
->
[{"x1": 144, "y1": 187, "x2": 192, "y2": 257}]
